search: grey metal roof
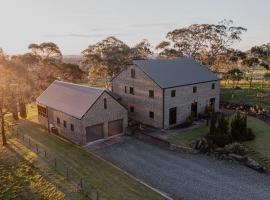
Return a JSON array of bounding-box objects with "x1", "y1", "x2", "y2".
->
[
  {"x1": 133, "y1": 58, "x2": 219, "y2": 88},
  {"x1": 36, "y1": 80, "x2": 104, "y2": 119}
]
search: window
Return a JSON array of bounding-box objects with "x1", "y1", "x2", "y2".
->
[
  {"x1": 63, "y1": 120, "x2": 67, "y2": 128},
  {"x1": 171, "y1": 90, "x2": 176, "y2": 97},
  {"x1": 131, "y1": 68, "x2": 135, "y2": 78},
  {"x1": 193, "y1": 86, "x2": 197, "y2": 93},
  {"x1": 37, "y1": 105, "x2": 48, "y2": 118},
  {"x1": 57, "y1": 117, "x2": 60, "y2": 124},
  {"x1": 149, "y1": 90, "x2": 154, "y2": 98},
  {"x1": 130, "y1": 106, "x2": 134, "y2": 113},
  {"x1": 129, "y1": 87, "x2": 134, "y2": 95},
  {"x1": 124, "y1": 86, "x2": 127, "y2": 93},
  {"x1": 149, "y1": 111, "x2": 154, "y2": 119},
  {"x1": 104, "y1": 98, "x2": 107, "y2": 109},
  {"x1": 211, "y1": 83, "x2": 215, "y2": 90},
  {"x1": 70, "y1": 123, "x2": 74, "y2": 131}
]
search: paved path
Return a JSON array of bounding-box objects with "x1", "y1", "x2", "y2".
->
[{"x1": 86, "y1": 136, "x2": 270, "y2": 200}]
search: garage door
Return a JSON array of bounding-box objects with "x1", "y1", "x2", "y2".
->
[
  {"x1": 85, "y1": 124, "x2": 104, "y2": 143},
  {"x1": 108, "y1": 119, "x2": 123, "y2": 137}
]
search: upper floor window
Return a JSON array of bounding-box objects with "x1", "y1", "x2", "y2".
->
[
  {"x1": 131, "y1": 68, "x2": 135, "y2": 78},
  {"x1": 63, "y1": 120, "x2": 67, "y2": 128},
  {"x1": 211, "y1": 83, "x2": 215, "y2": 90},
  {"x1": 149, "y1": 111, "x2": 154, "y2": 119},
  {"x1": 149, "y1": 90, "x2": 154, "y2": 98},
  {"x1": 130, "y1": 106, "x2": 135, "y2": 113},
  {"x1": 124, "y1": 86, "x2": 127, "y2": 93},
  {"x1": 193, "y1": 86, "x2": 197, "y2": 93},
  {"x1": 171, "y1": 90, "x2": 176, "y2": 97},
  {"x1": 130, "y1": 87, "x2": 134, "y2": 95},
  {"x1": 104, "y1": 98, "x2": 107, "y2": 109},
  {"x1": 57, "y1": 117, "x2": 60, "y2": 124},
  {"x1": 70, "y1": 123, "x2": 74, "y2": 131}
]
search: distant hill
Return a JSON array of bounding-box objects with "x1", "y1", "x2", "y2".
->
[{"x1": 63, "y1": 55, "x2": 82, "y2": 64}]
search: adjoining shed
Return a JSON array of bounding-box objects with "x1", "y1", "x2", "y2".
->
[{"x1": 36, "y1": 80, "x2": 128, "y2": 145}]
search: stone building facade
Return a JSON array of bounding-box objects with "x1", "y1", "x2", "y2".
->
[
  {"x1": 37, "y1": 81, "x2": 127, "y2": 145},
  {"x1": 112, "y1": 59, "x2": 220, "y2": 129}
]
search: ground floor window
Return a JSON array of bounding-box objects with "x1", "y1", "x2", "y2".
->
[
  {"x1": 70, "y1": 123, "x2": 74, "y2": 131},
  {"x1": 149, "y1": 111, "x2": 154, "y2": 119}
]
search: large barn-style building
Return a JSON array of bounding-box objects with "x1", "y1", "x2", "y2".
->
[
  {"x1": 111, "y1": 58, "x2": 220, "y2": 129},
  {"x1": 37, "y1": 81, "x2": 128, "y2": 145}
]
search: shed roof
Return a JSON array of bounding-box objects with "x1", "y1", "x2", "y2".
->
[
  {"x1": 36, "y1": 81, "x2": 104, "y2": 119},
  {"x1": 133, "y1": 58, "x2": 219, "y2": 88}
]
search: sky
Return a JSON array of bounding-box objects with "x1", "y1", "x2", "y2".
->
[{"x1": 0, "y1": 0, "x2": 269, "y2": 55}]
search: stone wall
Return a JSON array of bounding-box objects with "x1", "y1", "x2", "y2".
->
[
  {"x1": 81, "y1": 91, "x2": 128, "y2": 144},
  {"x1": 112, "y1": 65, "x2": 163, "y2": 128},
  {"x1": 47, "y1": 107, "x2": 84, "y2": 145},
  {"x1": 164, "y1": 81, "x2": 220, "y2": 128}
]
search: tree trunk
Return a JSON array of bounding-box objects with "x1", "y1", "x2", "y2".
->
[{"x1": 0, "y1": 109, "x2": 7, "y2": 146}]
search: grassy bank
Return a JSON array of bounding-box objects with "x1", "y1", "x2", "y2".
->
[
  {"x1": 7, "y1": 105, "x2": 166, "y2": 200},
  {"x1": 168, "y1": 115, "x2": 270, "y2": 169}
]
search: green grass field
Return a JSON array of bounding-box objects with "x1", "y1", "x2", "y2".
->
[
  {"x1": 220, "y1": 80, "x2": 270, "y2": 112},
  {"x1": 169, "y1": 115, "x2": 270, "y2": 169},
  {"x1": 1, "y1": 106, "x2": 166, "y2": 200}
]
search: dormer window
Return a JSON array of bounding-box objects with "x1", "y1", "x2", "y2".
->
[{"x1": 131, "y1": 68, "x2": 135, "y2": 78}]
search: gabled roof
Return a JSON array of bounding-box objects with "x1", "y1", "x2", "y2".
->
[
  {"x1": 133, "y1": 58, "x2": 219, "y2": 88},
  {"x1": 36, "y1": 80, "x2": 104, "y2": 119}
]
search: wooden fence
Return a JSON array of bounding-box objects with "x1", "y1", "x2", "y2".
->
[{"x1": 10, "y1": 127, "x2": 103, "y2": 200}]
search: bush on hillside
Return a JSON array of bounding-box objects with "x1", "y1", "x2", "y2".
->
[
  {"x1": 206, "y1": 113, "x2": 232, "y2": 147},
  {"x1": 231, "y1": 113, "x2": 255, "y2": 142}
]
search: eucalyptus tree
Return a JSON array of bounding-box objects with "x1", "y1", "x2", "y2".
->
[{"x1": 156, "y1": 19, "x2": 247, "y2": 71}]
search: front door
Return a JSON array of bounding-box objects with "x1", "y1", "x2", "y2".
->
[
  {"x1": 210, "y1": 98, "x2": 215, "y2": 112},
  {"x1": 191, "y1": 102, "x2": 198, "y2": 118},
  {"x1": 169, "y1": 107, "x2": 177, "y2": 125}
]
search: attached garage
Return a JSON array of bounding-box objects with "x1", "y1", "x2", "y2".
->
[
  {"x1": 85, "y1": 124, "x2": 104, "y2": 143},
  {"x1": 108, "y1": 119, "x2": 123, "y2": 137},
  {"x1": 37, "y1": 80, "x2": 128, "y2": 146}
]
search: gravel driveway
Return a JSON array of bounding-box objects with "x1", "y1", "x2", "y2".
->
[{"x1": 86, "y1": 136, "x2": 270, "y2": 200}]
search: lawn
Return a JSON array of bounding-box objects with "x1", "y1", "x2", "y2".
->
[
  {"x1": 220, "y1": 79, "x2": 270, "y2": 112},
  {"x1": 168, "y1": 115, "x2": 270, "y2": 169},
  {"x1": 7, "y1": 105, "x2": 167, "y2": 200},
  {"x1": 0, "y1": 140, "x2": 80, "y2": 200},
  {"x1": 221, "y1": 88, "x2": 270, "y2": 112}
]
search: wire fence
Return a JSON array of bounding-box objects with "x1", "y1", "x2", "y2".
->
[{"x1": 9, "y1": 126, "x2": 103, "y2": 200}]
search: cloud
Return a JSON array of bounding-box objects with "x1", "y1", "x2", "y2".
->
[
  {"x1": 43, "y1": 32, "x2": 129, "y2": 38},
  {"x1": 130, "y1": 22, "x2": 172, "y2": 28}
]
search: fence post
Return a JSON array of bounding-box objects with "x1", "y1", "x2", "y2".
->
[
  {"x1": 28, "y1": 138, "x2": 31, "y2": 147},
  {"x1": 80, "y1": 177, "x2": 83, "y2": 192},
  {"x1": 96, "y1": 191, "x2": 99, "y2": 200},
  {"x1": 36, "y1": 144, "x2": 39, "y2": 153},
  {"x1": 44, "y1": 150, "x2": 47, "y2": 158},
  {"x1": 54, "y1": 158, "x2": 57, "y2": 169},
  {"x1": 66, "y1": 167, "x2": 69, "y2": 180}
]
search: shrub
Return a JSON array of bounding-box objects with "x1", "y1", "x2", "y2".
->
[
  {"x1": 207, "y1": 113, "x2": 232, "y2": 147},
  {"x1": 19, "y1": 102, "x2": 27, "y2": 119},
  {"x1": 186, "y1": 115, "x2": 194, "y2": 126},
  {"x1": 231, "y1": 113, "x2": 255, "y2": 142},
  {"x1": 224, "y1": 142, "x2": 248, "y2": 156}
]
